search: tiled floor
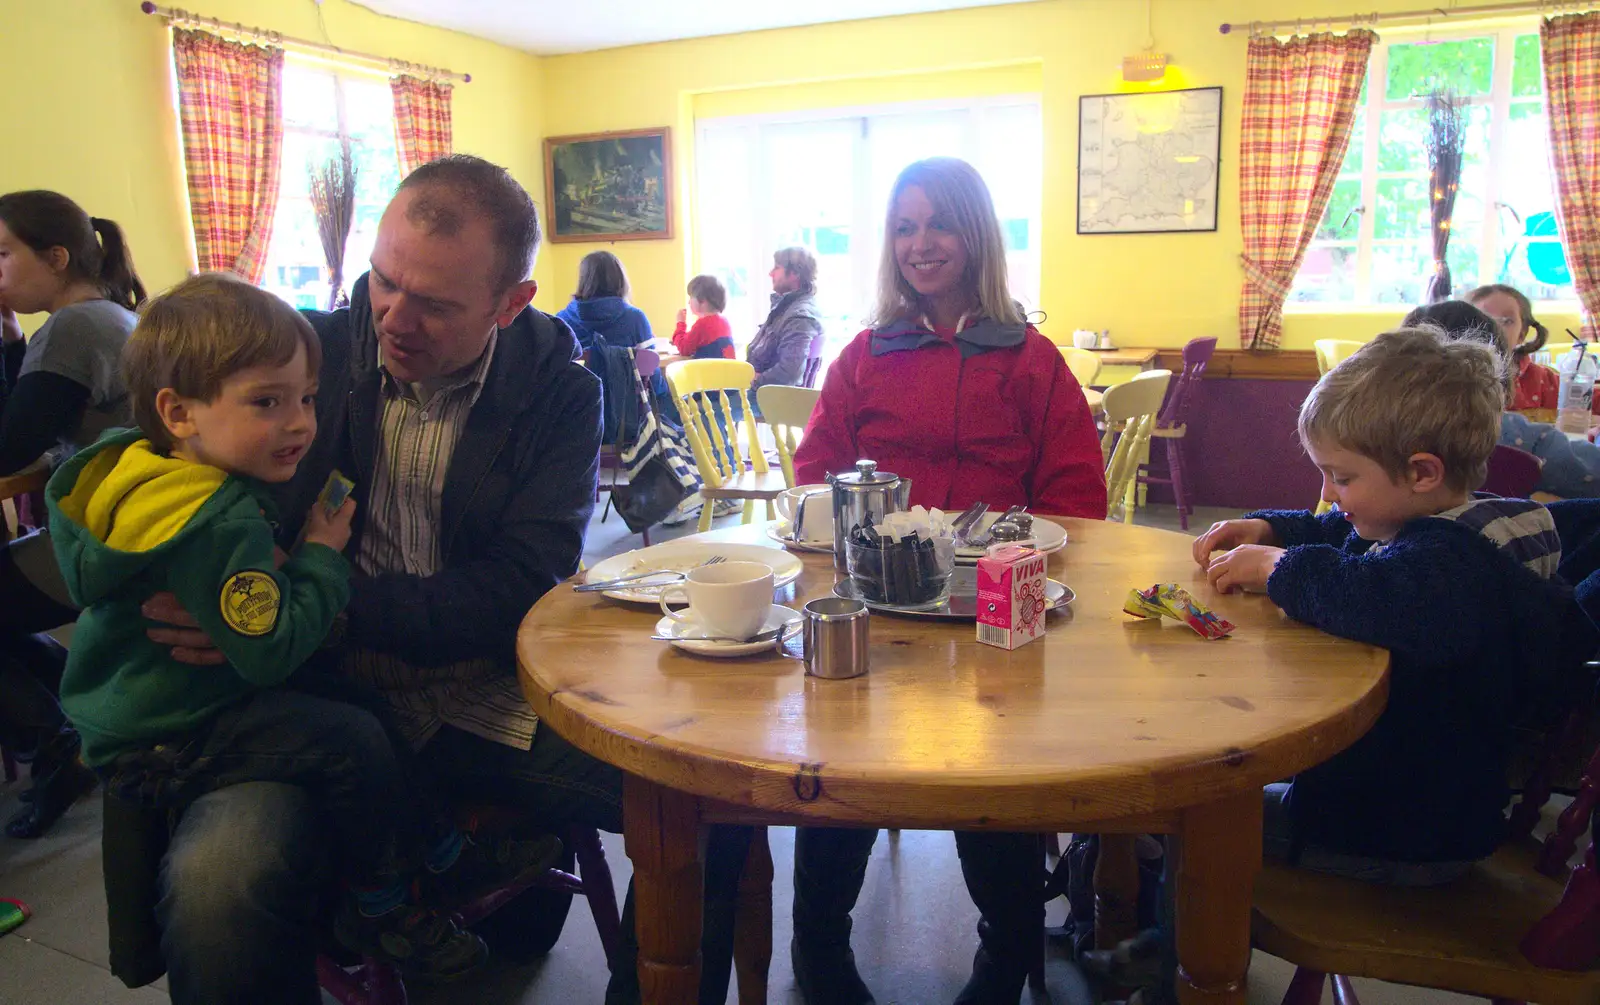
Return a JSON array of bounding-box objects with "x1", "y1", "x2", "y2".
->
[{"x1": 0, "y1": 500, "x2": 1485, "y2": 1005}]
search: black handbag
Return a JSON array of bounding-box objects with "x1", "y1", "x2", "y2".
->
[{"x1": 612, "y1": 351, "x2": 700, "y2": 533}]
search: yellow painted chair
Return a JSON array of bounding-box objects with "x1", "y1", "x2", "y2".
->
[
  {"x1": 665, "y1": 359, "x2": 788, "y2": 532},
  {"x1": 756, "y1": 384, "x2": 821, "y2": 489},
  {"x1": 1061, "y1": 347, "x2": 1102, "y2": 389},
  {"x1": 1102, "y1": 370, "x2": 1172, "y2": 523},
  {"x1": 1311, "y1": 341, "x2": 1364, "y2": 514},
  {"x1": 1313, "y1": 339, "x2": 1364, "y2": 376}
]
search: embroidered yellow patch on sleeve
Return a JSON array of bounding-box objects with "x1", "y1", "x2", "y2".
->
[{"x1": 220, "y1": 571, "x2": 281, "y2": 637}]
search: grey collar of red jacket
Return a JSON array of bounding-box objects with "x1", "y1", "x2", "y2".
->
[{"x1": 869, "y1": 317, "x2": 1028, "y2": 359}]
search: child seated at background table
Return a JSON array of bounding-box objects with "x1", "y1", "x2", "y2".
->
[
  {"x1": 671, "y1": 274, "x2": 736, "y2": 359},
  {"x1": 46, "y1": 274, "x2": 557, "y2": 980},
  {"x1": 1193, "y1": 327, "x2": 1583, "y2": 883}
]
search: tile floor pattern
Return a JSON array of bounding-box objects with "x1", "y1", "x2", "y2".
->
[{"x1": 0, "y1": 501, "x2": 1483, "y2": 1005}]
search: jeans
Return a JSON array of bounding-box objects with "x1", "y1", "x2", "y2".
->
[
  {"x1": 1261, "y1": 783, "x2": 1473, "y2": 886},
  {"x1": 794, "y1": 827, "x2": 1044, "y2": 1003},
  {"x1": 112, "y1": 689, "x2": 416, "y2": 883}
]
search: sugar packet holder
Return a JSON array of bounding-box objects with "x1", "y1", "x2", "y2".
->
[{"x1": 1123, "y1": 584, "x2": 1235, "y2": 640}]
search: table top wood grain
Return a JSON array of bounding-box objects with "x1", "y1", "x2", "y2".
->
[{"x1": 517, "y1": 519, "x2": 1389, "y2": 830}]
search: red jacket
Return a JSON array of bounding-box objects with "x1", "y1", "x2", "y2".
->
[
  {"x1": 793, "y1": 320, "x2": 1107, "y2": 519},
  {"x1": 1511, "y1": 355, "x2": 1561, "y2": 412},
  {"x1": 671, "y1": 314, "x2": 735, "y2": 359}
]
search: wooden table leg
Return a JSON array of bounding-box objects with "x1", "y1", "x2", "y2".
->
[
  {"x1": 1095, "y1": 833, "x2": 1141, "y2": 952},
  {"x1": 1173, "y1": 791, "x2": 1263, "y2": 1005},
  {"x1": 623, "y1": 774, "x2": 703, "y2": 1005},
  {"x1": 733, "y1": 826, "x2": 774, "y2": 1005}
]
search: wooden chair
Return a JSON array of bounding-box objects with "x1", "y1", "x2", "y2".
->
[
  {"x1": 319, "y1": 823, "x2": 623, "y2": 1005},
  {"x1": 1102, "y1": 371, "x2": 1172, "y2": 523},
  {"x1": 1253, "y1": 740, "x2": 1600, "y2": 1005},
  {"x1": 1062, "y1": 347, "x2": 1103, "y2": 389},
  {"x1": 802, "y1": 332, "x2": 826, "y2": 388},
  {"x1": 1314, "y1": 339, "x2": 1364, "y2": 376},
  {"x1": 756, "y1": 384, "x2": 821, "y2": 489},
  {"x1": 1138, "y1": 337, "x2": 1217, "y2": 530},
  {"x1": 595, "y1": 348, "x2": 660, "y2": 545},
  {"x1": 1485, "y1": 444, "x2": 1544, "y2": 499},
  {"x1": 665, "y1": 359, "x2": 786, "y2": 533}
]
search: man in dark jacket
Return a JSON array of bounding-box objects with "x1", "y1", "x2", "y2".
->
[
  {"x1": 136, "y1": 157, "x2": 738, "y2": 1004},
  {"x1": 747, "y1": 246, "x2": 824, "y2": 413}
]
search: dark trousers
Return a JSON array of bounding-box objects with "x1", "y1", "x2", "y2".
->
[
  {"x1": 794, "y1": 827, "x2": 1044, "y2": 1004},
  {"x1": 0, "y1": 532, "x2": 79, "y2": 749},
  {"x1": 112, "y1": 689, "x2": 418, "y2": 885}
]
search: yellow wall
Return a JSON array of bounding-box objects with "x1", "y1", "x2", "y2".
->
[
  {"x1": 538, "y1": 0, "x2": 1579, "y2": 350},
  {"x1": 2, "y1": 0, "x2": 551, "y2": 327}
]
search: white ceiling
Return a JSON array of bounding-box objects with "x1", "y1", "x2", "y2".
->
[{"x1": 349, "y1": 0, "x2": 1047, "y2": 56}]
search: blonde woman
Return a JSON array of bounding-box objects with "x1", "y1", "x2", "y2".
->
[
  {"x1": 788, "y1": 158, "x2": 1106, "y2": 1005},
  {"x1": 793, "y1": 157, "x2": 1105, "y2": 518}
]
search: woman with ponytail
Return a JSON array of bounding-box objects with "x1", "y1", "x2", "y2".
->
[{"x1": 0, "y1": 189, "x2": 144, "y2": 837}]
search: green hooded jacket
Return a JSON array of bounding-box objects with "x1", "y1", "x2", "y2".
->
[{"x1": 46, "y1": 428, "x2": 350, "y2": 767}]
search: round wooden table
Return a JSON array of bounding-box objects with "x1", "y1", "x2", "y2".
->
[{"x1": 518, "y1": 519, "x2": 1390, "y2": 1005}]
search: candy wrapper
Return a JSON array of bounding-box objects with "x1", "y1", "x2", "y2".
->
[
  {"x1": 1123, "y1": 584, "x2": 1235, "y2": 640},
  {"x1": 847, "y1": 509, "x2": 956, "y2": 606}
]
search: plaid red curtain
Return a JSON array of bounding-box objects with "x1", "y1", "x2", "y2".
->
[
  {"x1": 1238, "y1": 31, "x2": 1374, "y2": 350},
  {"x1": 172, "y1": 29, "x2": 284, "y2": 284},
  {"x1": 1542, "y1": 13, "x2": 1600, "y2": 340},
  {"x1": 391, "y1": 76, "x2": 453, "y2": 176}
]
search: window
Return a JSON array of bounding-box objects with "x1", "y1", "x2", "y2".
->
[
  {"x1": 1291, "y1": 27, "x2": 1574, "y2": 306},
  {"x1": 695, "y1": 99, "x2": 1042, "y2": 354},
  {"x1": 261, "y1": 60, "x2": 401, "y2": 310}
]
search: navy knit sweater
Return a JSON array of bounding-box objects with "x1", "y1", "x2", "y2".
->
[{"x1": 1249, "y1": 506, "x2": 1588, "y2": 862}]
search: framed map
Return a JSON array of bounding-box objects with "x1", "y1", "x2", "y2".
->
[{"x1": 1077, "y1": 87, "x2": 1222, "y2": 235}]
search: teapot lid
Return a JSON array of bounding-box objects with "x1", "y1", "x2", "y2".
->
[{"x1": 832, "y1": 458, "x2": 900, "y2": 490}]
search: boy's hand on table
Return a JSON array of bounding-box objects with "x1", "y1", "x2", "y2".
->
[
  {"x1": 1191, "y1": 518, "x2": 1277, "y2": 567},
  {"x1": 1205, "y1": 545, "x2": 1285, "y2": 594}
]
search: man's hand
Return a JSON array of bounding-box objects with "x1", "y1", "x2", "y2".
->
[
  {"x1": 1, "y1": 304, "x2": 23, "y2": 346},
  {"x1": 142, "y1": 593, "x2": 225, "y2": 666},
  {"x1": 304, "y1": 498, "x2": 356, "y2": 554},
  {"x1": 1205, "y1": 544, "x2": 1286, "y2": 594},
  {"x1": 1192, "y1": 518, "x2": 1277, "y2": 567}
]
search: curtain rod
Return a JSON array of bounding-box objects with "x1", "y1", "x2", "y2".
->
[
  {"x1": 1220, "y1": 1, "x2": 1594, "y2": 36},
  {"x1": 138, "y1": 3, "x2": 471, "y2": 82}
]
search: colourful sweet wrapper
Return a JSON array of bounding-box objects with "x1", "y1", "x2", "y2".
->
[
  {"x1": 318, "y1": 470, "x2": 355, "y2": 515},
  {"x1": 1123, "y1": 584, "x2": 1235, "y2": 640}
]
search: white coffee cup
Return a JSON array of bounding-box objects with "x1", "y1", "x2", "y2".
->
[
  {"x1": 1073, "y1": 330, "x2": 1099, "y2": 350},
  {"x1": 659, "y1": 560, "x2": 775, "y2": 640},
  {"x1": 775, "y1": 484, "x2": 833, "y2": 543}
]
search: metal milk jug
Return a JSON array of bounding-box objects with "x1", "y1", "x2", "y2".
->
[{"x1": 827, "y1": 459, "x2": 912, "y2": 572}]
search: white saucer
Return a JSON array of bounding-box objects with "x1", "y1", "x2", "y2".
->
[
  {"x1": 654, "y1": 604, "x2": 801, "y2": 658},
  {"x1": 766, "y1": 522, "x2": 833, "y2": 554}
]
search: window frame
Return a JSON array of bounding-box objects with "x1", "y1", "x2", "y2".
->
[
  {"x1": 1287, "y1": 21, "x2": 1578, "y2": 311},
  {"x1": 692, "y1": 94, "x2": 1044, "y2": 350}
]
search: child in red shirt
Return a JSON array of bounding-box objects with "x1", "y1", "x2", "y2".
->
[
  {"x1": 671, "y1": 274, "x2": 735, "y2": 359},
  {"x1": 1468, "y1": 284, "x2": 1565, "y2": 413}
]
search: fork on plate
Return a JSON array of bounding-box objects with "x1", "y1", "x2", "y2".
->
[{"x1": 575, "y1": 555, "x2": 726, "y2": 593}]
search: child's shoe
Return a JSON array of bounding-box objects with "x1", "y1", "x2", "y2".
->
[
  {"x1": 334, "y1": 898, "x2": 487, "y2": 983},
  {"x1": 422, "y1": 830, "x2": 564, "y2": 911}
]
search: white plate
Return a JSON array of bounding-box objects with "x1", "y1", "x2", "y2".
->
[
  {"x1": 766, "y1": 522, "x2": 834, "y2": 554},
  {"x1": 583, "y1": 541, "x2": 804, "y2": 604},
  {"x1": 954, "y1": 515, "x2": 1068, "y2": 563},
  {"x1": 654, "y1": 604, "x2": 801, "y2": 657}
]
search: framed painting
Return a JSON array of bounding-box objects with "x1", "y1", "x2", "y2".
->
[{"x1": 544, "y1": 127, "x2": 673, "y2": 243}]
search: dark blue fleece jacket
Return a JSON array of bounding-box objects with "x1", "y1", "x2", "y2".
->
[{"x1": 1249, "y1": 505, "x2": 1592, "y2": 862}]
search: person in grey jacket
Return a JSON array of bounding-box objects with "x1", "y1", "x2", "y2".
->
[{"x1": 747, "y1": 246, "x2": 823, "y2": 413}]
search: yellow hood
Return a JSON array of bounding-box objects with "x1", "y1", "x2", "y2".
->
[{"x1": 57, "y1": 438, "x2": 228, "y2": 553}]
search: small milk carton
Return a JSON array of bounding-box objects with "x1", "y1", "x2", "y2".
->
[{"x1": 975, "y1": 544, "x2": 1050, "y2": 650}]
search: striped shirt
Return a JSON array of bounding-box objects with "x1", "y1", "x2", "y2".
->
[
  {"x1": 343, "y1": 329, "x2": 541, "y2": 750},
  {"x1": 1432, "y1": 497, "x2": 1562, "y2": 580}
]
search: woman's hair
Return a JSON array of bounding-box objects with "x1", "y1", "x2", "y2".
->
[
  {"x1": 0, "y1": 190, "x2": 146, "y2": 312},
  {"x1": 772, "y1": 247, "x2": 817, "y2": 294},
  {"x1": 686, "y1": 274, "x2": 727, "y2": 313},
  {"x1": 575, "y1": 250, "x2": 629, "y2": 301},
  {"x1": 1466, "y1": 283, "x2": 1548, "y2": 357},
  {"x1": 1401, "y1": 300, "x2": 1515, "y2": 396},
  {"x1": 124, "y1": 273, "x2": 321, "y2": 453},
  {"x1": 870, "y1": 157, "x2": 1023, "y2": 329}
]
